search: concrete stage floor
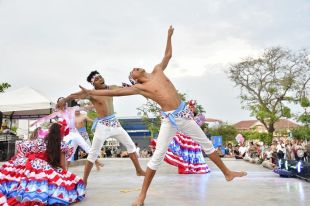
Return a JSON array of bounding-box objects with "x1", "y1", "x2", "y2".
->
[{"x1": 67, "y1": 158, "x2": 310, "y2": 206}]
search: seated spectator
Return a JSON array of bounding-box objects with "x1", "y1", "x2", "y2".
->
[
  {"x1": 100, "y1": 148, "x2": 107, "y2": 158},
  {"x1": 121, "y1": 151, "x2": 129, "y2": 158},
  {"x1": 141, "y1": 148, "x2": 149, "y2": 158},
  {"x1": 238, "y1": 143, "x2": 247, "y2": 158},
  {"x1": 248, "y1": 142, "x2": 258, "y2": 158},
  {"x1": 224, "y1": 143, "x2": 234, "y2": 158},
  {"x1": 147, "y1": 148, "x2": 153, "y2": 157},
  {"x1": 105, "y1": 148, "x2": 112, "y2": 157},
  {"x1": 216, "y1": 146, "x2": 224, "y2": 158},
  {"x1": 262, "y1": 159, "x2": 276, "y2": 170},
  {"x1": 234, "y1": 145, "x2": 243, "y2": 159},
  {"x1": 79, "y1": 150, "x2": 88, "y2": 159},
  {"x1": 116, "y1": 148, "x2": 122, "y2": 158}
]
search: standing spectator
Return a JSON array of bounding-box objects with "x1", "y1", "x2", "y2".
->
[
  {"x1": 135, "y1": 142, "x2": 141, "y2": 157},
  {"x1": 276, "y1": 140, "x2": 285, "y2": 160},
  {"x1": 295, "y1": 140, "x2": 305, "y2": 161},
  {"x1": 285, "y1": 141, "x2": 294, "y2": 160}
]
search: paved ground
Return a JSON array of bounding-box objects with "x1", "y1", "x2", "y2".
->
[
  {"x1": 1, "y1": 158, "x2": 310, "y2": 206},
  {"x1": 69, "y1": 158, "x2": 310, "y2": 206}
]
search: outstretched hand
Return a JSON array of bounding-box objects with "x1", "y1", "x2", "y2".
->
[
  {"x1": 69, "y1": 87, "x2": 90, "y2": 100},
  {"x1": 79, "y1": 85, "x2": 91, "y2": 94},
  {"x1": 168, "y1": 25, "x2": 174, "y2": 37}
]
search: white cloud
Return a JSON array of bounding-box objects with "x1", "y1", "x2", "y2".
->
[{"x1": 1, "y1": 0, "x2": 310, "y2": 123}]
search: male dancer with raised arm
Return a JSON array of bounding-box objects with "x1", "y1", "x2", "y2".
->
[{"x1": 76, "y1": 26, "x2": 247, "y2": 206}]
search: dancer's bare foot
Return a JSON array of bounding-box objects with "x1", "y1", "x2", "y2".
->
[
  {"x1": 132, "y1": 194, "x2": 145, "y2": 206},
  {"x1": 136, "y1": 170, "x2": 146, "y2": 176},
  {"x1": 225, "y1": 171, "x2": 247, "y2": 181},
  {"x1": 95, "y1": 160, "x2": 104, "y2": 171}
]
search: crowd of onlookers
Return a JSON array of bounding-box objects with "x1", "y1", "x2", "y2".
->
[
  {"x1": 75, "y1": 134, "x2": 310, "y2": 172},
  {"x1": 218, "y1": 138, "x2": 310, "y2": 169},
  {"x1": 77, "y1": 142, "x2": 154, "y2": 160}
]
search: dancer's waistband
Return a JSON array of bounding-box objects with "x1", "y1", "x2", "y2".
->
[
  {"x1": 91, "y1": 114, "x2": 117, "y2": 131},
  {"x1": 78, "y1": 127, "x2": 87, "y2": 133},
  {"x1": 160, "y1": 101, "x2": 187, "y2": 128}
]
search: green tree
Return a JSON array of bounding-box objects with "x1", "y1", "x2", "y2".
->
[
  {"x1": 293, "y1": 94, "x2": 310, "y2": 140},
  {"x1": 86, "y1": 110, "x2": 98, "y2": 141},
  {"x1": 0, "y1": 82, "x2": 11, "y2": 128},
  {"x1": 0, "y1": 82, "x2": 11, "y2": 93},
  {"x1": 208, "y1": 124, "x2": 238, "y2": 144},
  {"x1": 298, "y1": 95, "x2": 310, "y2": 127},
  {"x1": 291, "y1": 126, "x2": 310, "y2": 140},
  {"x1": 137, "y1": 99, "x2": 161, "y2": 138},
  {"x1": 227, "y1": 47, "x2": 310, "y2": 136},
  {"x1": 241, "y1": 131, "x2": 272, "y2": 145}
]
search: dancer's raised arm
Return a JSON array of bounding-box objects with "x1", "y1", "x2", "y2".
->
[
  {"x1": 57, "y1": 93, "x2": 82, "y2": 106},
  {"x1": 30, "y1": 112, "x2": 59, "y2": 127},
  {"x1": 77, "y1": 85, "x2": 140, "y2": 97},
  {"x1": 158, "y1": 25, "x2": 174, "y2": 71}
]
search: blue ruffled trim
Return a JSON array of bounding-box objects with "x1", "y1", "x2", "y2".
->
[
  {"x1": 0, "y1": 179, "x2": 85, "y2": 205},
  {"x1": 168, "y1": 138, "x2": 206, "y2": 164}
]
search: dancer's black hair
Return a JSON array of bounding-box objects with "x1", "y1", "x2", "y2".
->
[
  {"x1": 87, "y1": 70, "x2": 100, "y2": 83},
  {"x1": 68, "y1": 99, "x2": 79, "y2": 107},
  {"x1": 45, "y1": 123, "x2": 62, "y2": 168},
  {"x1": 57, "y1": 97, "x2": 64, "y2": 103}
]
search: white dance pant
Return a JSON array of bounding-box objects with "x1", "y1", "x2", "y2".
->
[
  {"x1": 64, "y1": 129, "x2": 91, "y2": 161},
  {"x1": 87, "y1": 122, "x2": 136, "y2": 163},
  {"x1": 147, "y1": 118, "x2": 216, "y2": 170}
]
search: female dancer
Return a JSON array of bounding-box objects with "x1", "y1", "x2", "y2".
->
[
  {"x1": 31, "y1": 97, "x2": 102, "y2": 169},
  {"x1": 0, "y1": 121, "x2": 85, "y2": 205}
]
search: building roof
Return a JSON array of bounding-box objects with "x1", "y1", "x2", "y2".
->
[
  {"x1": 274, "y1": 119, "x2": 299, "y2": 130},
  {"x1": 233, "y1": 120, "x2": 258, "y2": 130},
  {"x1": 205, "y1": 118, "x2": 223, "y2": 123},
  {"x1": 234, "y1": 119, "x2": 299, "y2": 131}
]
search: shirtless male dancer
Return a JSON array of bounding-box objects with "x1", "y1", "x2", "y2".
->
[
  {"x1": 61, "y1": 71, "x2": 146, "y2": 185},
  {"x1": 76, "y1": 25, "x2": 247, "y2": 206},
  {"x1": 75, "y1": 108, "x2": 93, "y2": 147}
]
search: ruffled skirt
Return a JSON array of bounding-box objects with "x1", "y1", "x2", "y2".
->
[
  {"x1": 0, "y1": 157, "x2": 85, "y2": 205},
  {"x1": 164, "y1": 132, "x2": 210, "y2": 174}
]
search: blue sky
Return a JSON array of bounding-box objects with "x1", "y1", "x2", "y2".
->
[{"x1": 1, "y1": 0, "x2": 310, "y2": 123}]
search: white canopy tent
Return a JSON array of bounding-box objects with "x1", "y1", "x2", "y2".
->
[{"x1": 0, "y1": 87, "x2": 54, "y2": 119}]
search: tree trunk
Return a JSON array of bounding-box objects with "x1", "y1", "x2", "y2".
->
[{"x1": 267, "y1": 123, "x2": 275, "y2": 137}]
